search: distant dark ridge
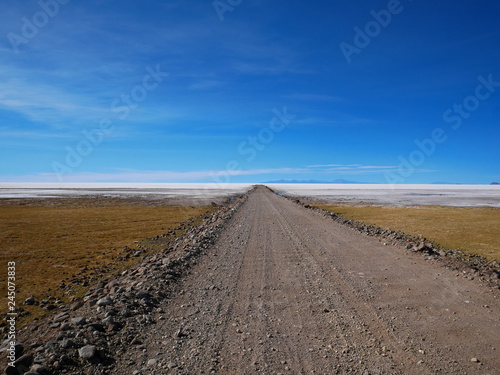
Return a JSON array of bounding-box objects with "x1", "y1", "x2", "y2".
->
[{"x1": 491, "y1": 182, "x2": 500, "y2": 185}]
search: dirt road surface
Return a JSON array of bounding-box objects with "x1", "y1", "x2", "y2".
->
[{"x1": 112, "y1": 186, "x2": 499, "y2": 374}]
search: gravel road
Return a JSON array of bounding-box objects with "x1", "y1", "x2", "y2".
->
[{"x1": 112, "y1": 186, "x2": 499, "y2": 374}]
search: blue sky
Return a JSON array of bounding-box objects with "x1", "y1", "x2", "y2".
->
[{"x1": 0, "y1": 0, "x2": 499, "y2": 184}]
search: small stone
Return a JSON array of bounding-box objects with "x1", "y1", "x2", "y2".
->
[
  {"x1": 31, "y1": 364, "x2": 47, "y2": 373},
  {"x1": 470, "y1": 357, "x2": 480, "y2": 363},
  {"x1": 102, "y1": 315, "x2": 114, "y2": 324},
  {"x1": 61, "y1": 339, "x2": 75, "y2": 349},
  {"x1": 71, "y1": 317, "x2": 86, "y2": 325},
  {"x1": 136, "y1": 290, "x2": 149, "y2": 299},
  {"x1": 96, "y1": 296, "x2": 113, "y2": 306},
  {"x1": 53, "y1": 312, "x2": 69, "y2": 322},
  {"x1": 71, "y1": 300, "x2": 85, "y2": 311},
  {"x1": 24, "y1": 296, "x2": 36, "y2": 305},
  {"x1": 78, "y1": 345, "x2": 97, "y2": 359},
  {"x1": 147, "y1": 358, "x2": 158, "y2": 367}
]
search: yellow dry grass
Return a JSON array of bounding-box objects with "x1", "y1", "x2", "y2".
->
[
  {"x1": 0, "y1": 198, "x2": 212, "y2": 319},
  {"x1": 316, "y1": 205, "x2": 500, "y2": 262}
]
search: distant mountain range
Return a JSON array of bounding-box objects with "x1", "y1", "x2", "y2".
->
[
  {"x1": 263, "y1": 179, "x2": 500, "y2": 185},
  {"x1": 264, "y1": 179, "x2": 365, "y2": 184}
]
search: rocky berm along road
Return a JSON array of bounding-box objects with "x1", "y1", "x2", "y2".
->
[{"x1": 6, "y1": 186, "x2": 500, "y2": 374}]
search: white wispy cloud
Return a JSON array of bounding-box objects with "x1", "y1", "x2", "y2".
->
[
  {"x1": 358, "y1": 165, "x2": 399, "y2": 169},
  {"x1": 308, "y1": 163, "x2": 361, "y2": 168},
  {"x1": 0, "y1": 71, "x2": 183, "y2": 133}
]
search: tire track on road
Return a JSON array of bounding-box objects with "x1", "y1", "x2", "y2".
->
[{"x1": 266, "y1": 192, "x2": 431, "y2": 374}]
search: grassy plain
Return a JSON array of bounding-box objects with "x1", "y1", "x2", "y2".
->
[
  {"x1": 0, "y1": 198, "x2": 213, "y2": 320},
  {"x1": 316, "y1": 204, "x2": 500, "y2": 262}
]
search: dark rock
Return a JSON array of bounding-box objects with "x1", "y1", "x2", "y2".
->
[
  {"x1": 44, "y1": 341, "x2": 58, "y2": 351},
  {"x1": 136, "y1": 290, "x2": 149, "y2": 299},
  {"x1": 59, "y1": 354, "x2": 71, "y2": 365},
  {"x1": 13, "y1": 342, "x2": 24, "y2": 358},
  {"x1": 24, "y1": 296, "x2": 35, "y2": 305},
  {"x1": 4, "y1": 367, "x2": 18, "y2": 375},
  {"x1": 71, "y1": 317, "x2": 86, "y2": 326},
  {"x1": 6, "y1": 353, "x2": 34, "y2": 374},
  {"x1": 87, "y1": 323, "x2": 105, "y2": 332},
  {"x1": 60, "y1": 339, "x2": 75, "y2": 349},
  {"x1": 102, "y1": 315, "x2": 114, "y2": 324},
  {"x1": 14, "y1": 354, "x2": 33, "y2": 368}
]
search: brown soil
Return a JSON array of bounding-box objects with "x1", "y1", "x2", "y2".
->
[
  {"x1": 0, "y1": 197, "x2": 213, "y2": 321},
  {"x1": 108, "y1": 186, "x2": 500, "y2": 374}
]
